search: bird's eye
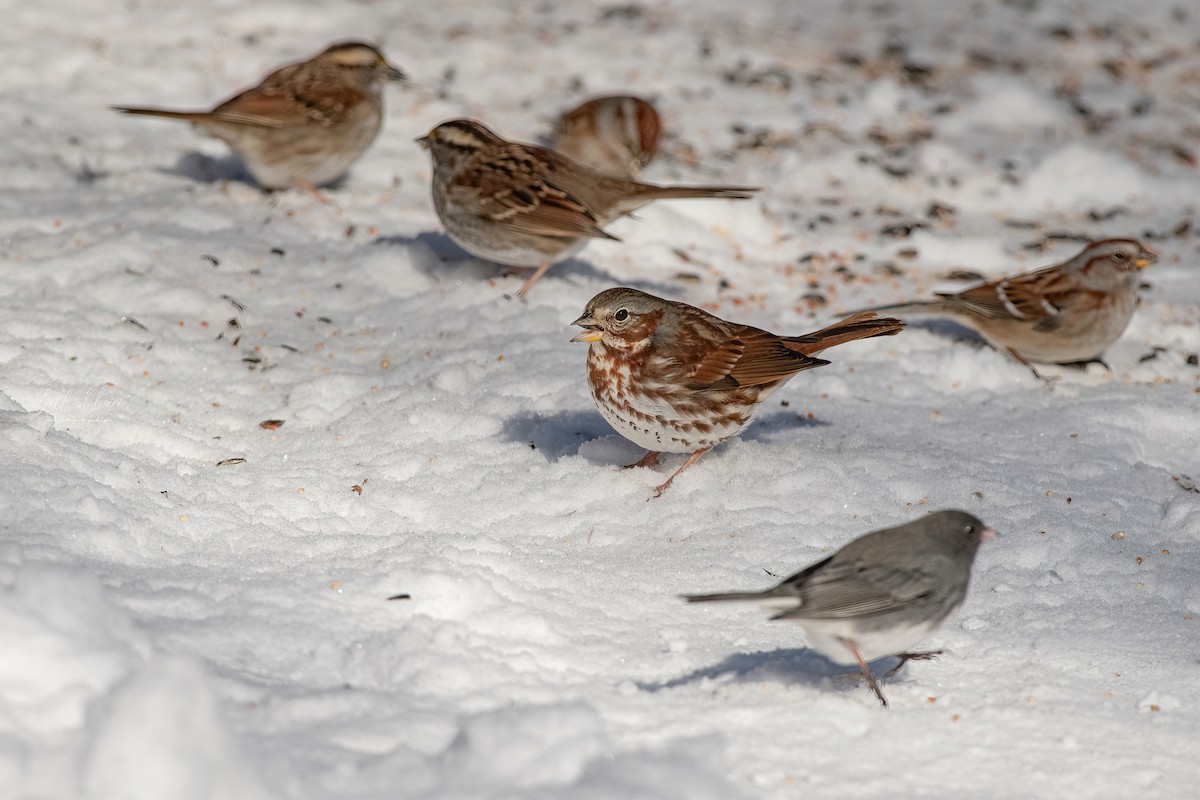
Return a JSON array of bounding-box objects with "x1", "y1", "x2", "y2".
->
[
  {"x1": 964, "y1": 525, "x2": 975, "y2": 535},
  {"x1": 614, "y1": 309, "x2": 629, "y2": 322},
  {"x1": 1112, "y1": 252, "x2": 1127, "y2": 261}
]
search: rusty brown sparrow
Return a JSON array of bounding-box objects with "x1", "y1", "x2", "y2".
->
[{"x1": 572, "y1": 288, "x2": 903, "y2": 496}]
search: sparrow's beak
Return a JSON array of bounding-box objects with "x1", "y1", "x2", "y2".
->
[
  {"x1": 1134, "y1": 250, "x2": 1157, "y2": 270},
  {"x1": 415, "y1": 132, "x2": 432, "y2": 149},
  {"x1": 385, "y1": 63, "x2": 407, "y2": 82},
  {"x1": 981, "y1": 527, "x2": 998, "y2": 543},
  {"x1": 571, "y1": 314, "x2": 602, "y2": 343}
]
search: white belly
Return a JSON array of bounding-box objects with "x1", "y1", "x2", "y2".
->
[
  {"x1": 588, "y1": 357, "x2": 752, "y2": 454},
  {"x1": 796, "y1": 617, "x2": 944, "y2": 665}
]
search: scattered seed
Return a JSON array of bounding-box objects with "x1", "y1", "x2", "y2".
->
[
  {"x1": 216, "y1": 457, "x2": 246, "y2": 467},
  {"x1": 260, "y1": 420, "x2": 284, "y2": 430}
]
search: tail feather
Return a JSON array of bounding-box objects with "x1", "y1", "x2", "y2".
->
[
  {"x1": 111, "y1": 106, "x2": 212, "y2": 123},
  {"x1": 635, "y1": 184, "x2": 759, "y2": 202},
  {"x1": 785, "y1": 311, "x2": 904, "y2": 356},
  {"x1": 849, "y1": 300, "x2": 945, "y2": 316},
  {"x1": 682, "y1": 591, "x2": 767, "y2": 603},
  {"x1": 683, "y1": 590, "x2": 798, "y2": 614}
]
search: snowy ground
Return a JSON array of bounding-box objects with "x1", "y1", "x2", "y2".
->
[{"x1": 2, "y1": 0, "x2": 1199, "y2": 797}]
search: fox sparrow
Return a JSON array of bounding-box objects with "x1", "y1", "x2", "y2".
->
[{"x1": 572, "y1": 288, "x2": 904, "y2": 496}]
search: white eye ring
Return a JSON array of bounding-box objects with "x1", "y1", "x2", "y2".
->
[{"x1": 614, "y1": 309, "x2": 629, "y2": 322}]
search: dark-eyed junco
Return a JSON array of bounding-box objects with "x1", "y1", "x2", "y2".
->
[
  {"x1": 684, "y1": 509, "x2": 995, "y2": 707},
  {"x1": 864, "y1": 239, "x2": 1155, "y2": 375}
]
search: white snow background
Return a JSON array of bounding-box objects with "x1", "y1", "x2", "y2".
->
[{"x1": 2, "y1": 0, "x2": 1199, "y2": 798}]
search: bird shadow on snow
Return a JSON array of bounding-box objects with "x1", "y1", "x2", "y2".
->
[
  {"x1": 163, "y1": 152, "x2": 256, "y2": 186},
  {"x1": 638, "y1": 647, "x2": 904, "y2": 694},
  {"x1": 739, "y1": 410, "x2": 830, "y2": 443},
  {"x1": 904, "y1": 317, "x2": 988, "y2": 349},
  {"x1": 501, "y1": 409, "x2": 833, "y2": 465},
  {"x1": 372, "y1": 231, "x2": 629, "y2": 290},
  {"x1": 500, "y1": 409, "x2": 614, "y2": 462},
  {"x1": 162, "y1": 152, "x2": 354, "y2": 193}
]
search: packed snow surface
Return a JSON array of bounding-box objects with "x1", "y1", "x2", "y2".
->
[{"x1": 2, "y1": 1, "x2": 1198, "y2": 798}]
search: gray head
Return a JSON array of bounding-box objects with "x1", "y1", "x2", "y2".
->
[
  {"x1": 318, "y1": 41, "x2": 406, "y2": 86},
  {"x1": 903, "y1": 510, "x2": 995, "y2": 564},
  {"x1": 570, "y1": 287, "x2": 674, "y2": 347},
  {"x1": 416, "y1": 118, "x2": 506, "y2": 170}
]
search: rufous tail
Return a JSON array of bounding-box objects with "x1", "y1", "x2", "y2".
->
[{"x1": 786, "y1": 311, "x2": 904, "y2": 355}]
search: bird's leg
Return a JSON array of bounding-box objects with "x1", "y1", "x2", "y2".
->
[
  {"x1": 651, "y1": 448, "x2": 710, "y2": 498},
  {"x1": 885, "y1": 650, "x2": 942, "y2": 679},
  {"x1": 293, "y1": 179, "x2": 332, "y2": 205},
  {"x1": 515, "y1": 262, "x2": 554, "y2": 298},
  {"x1": 623, "y1": 451, "x2": 661, "y2": 469},
  {"x1": 845, "y1": 638, "x2": 888, "y2": 708},
  {"x1": 1005, "y1": 347, "x2": 1053, "y2": 386},
  {"x1": 1060, "y1": 356, "x2": 1112, "y2": 373}
]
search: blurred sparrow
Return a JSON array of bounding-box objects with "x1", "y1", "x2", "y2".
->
[
  {"x1": 572, "y1": 288, "x2": 903, "y2": 496},
  {"x1": 867, "y1": 239, "x2": 1155, "y2": 374},
  {"x1": 554, "y1": 95, "x2": 662, "y2": 178},
  {"x1": 685, "y1": 509, "x2": 995, "y2": 708},
  {"x1": 417, "y1": 119, "x2": 756, "y2": 297},
  {"x1": 113, "y1": 41, "x2": 406, "y2": 193}
]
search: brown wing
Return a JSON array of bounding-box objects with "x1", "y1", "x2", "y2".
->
[
  {"x1": 681, "y1": 311, "x2": 900, "y2": 390},
  {"x1": 207, "y1": 62, "x2": 366, "y2": 129},
  {"x1": 687, "y1": 327, "x2": 829, "y2": 390},
  {"x1": 941, "y1": 264, "x2": 1073, "y2": 325},
  {"x1": 448, "y1": 144, "x2": 618, "y2": 240}
]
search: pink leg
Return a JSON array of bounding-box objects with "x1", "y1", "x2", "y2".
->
[
  {"x1": 293, "y1": 179, "x2": 332, "y2": 205},
  {"x1": 623, "y1": 451, "x2": 661, "y2": 469},
  {"x1": 1005, "y1": 347, "x2": 1051, "y2": 386},
  {"x1": 652, "y1": 448, "x2": 709, "y2": 498},
  {"x1": 515, "y1": 263, "x2": 554, "y2": 298},
  {"x1": 845, "y1": 638, "x2": 888, "y2": 708},
  {"x1": 885, "y1": 650, "x2": 942, "y2": 679}
]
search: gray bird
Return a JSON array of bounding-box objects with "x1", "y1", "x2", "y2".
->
[{"x1": 684, "y1": 509, "x2": 995, "y2": 707}]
